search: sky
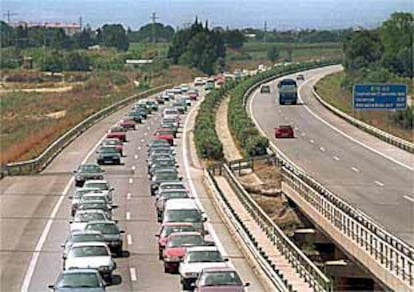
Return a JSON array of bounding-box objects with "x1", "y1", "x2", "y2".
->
[{"x1": 1, "y1": 0, "x2": 412, "y2": 30}]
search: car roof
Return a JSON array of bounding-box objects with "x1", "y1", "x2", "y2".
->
[
  {"x1": 71, "y1": 230, "x2": 103, "y2": 236},
  {"x1": 186, "y1": 246, "x2": 219, "y2": 252},
  {"x1": 75, "y1": 209, "x2": 106, "y2": 215},
  {"x1": 201, "y1": 267, "x2": 237, "y2": 273},
  {"x1": 160, "y1": 182, "x2": 185, "y2": 186},
  {"x1": 168, "y1": 231, "x2": 202, "y2": 238},
  {"x1": 71, "y1": 241, "x2": 109, "y2": 248},
  {"x1": 84, "y1": 180, "x2": 108, "y2": 184},
  {"x1": 161, "y1": 222, "x2": 194, "y2": 227},
  {"x1": 63, "y1": 268, "x2": 99, "y2": 275},
  {"x1": 160, "y1": 189, "x2": 188, "y2": 193},
  {"x1": 165, "y1": 198, "x2": 198, "y2": 210},
  {"x1": 86, "y1": 220, "x2": 116, "y2": 225}
]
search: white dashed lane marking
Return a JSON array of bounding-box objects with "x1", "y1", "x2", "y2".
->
[
  {"x1": 130, "y1": 268, "x2": 137, "y2": 281},
  {"x1": 333, "y1": 156, "x2": 340, "y2": 161},
  {"x1": 134, "y1": 154, "x2": 138, "y2": 159},
  {"x1": 351, "y1": 167, "x2": 359, "y2": 173},
  {"x1": 375, "y1": 180, "x2": 384, "y2": 187},
  {"x1": 127, "y1": 234, "x2": 132, "y2": 245},
  {"x1": 319, "y1": 147, "x2": 326, "y2": 152},
  {"x1": 126, "y1": 212, "x2": 130, "y2": 220},
  {"x1": 129, "y1": 178, "x2": 133, "y2": 184},
  {"x1": 310, "y1": 139, "x2": 314, "y2": 144},
  {"x1": 403, "y1": 195, "x2": 414, "y2": 203},
  {"x1": 127, "y1": 193, "x2": 131, "y2": 200}
]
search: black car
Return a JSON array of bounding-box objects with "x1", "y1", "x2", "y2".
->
[
  {"x1": 85, "y1": 221, "x2": 124, "y2": 255},
  {"x1": 127, "y1": 111, "x2": 143, "y2": 123},
  {"x1": 150, "y1": 170, "x2": 181, "y2": 196},
  {"x1": 48, "y1": 269, "x2": 106, "y2": 292},
  {"x1": 73, "y1": 164, "x2": 104, "y2": 187},
  {"x1": 77, "y1": 200, "x2": 114, "y2": 219}
]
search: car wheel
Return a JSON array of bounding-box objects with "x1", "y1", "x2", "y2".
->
[
  {"x1": 158, "y1": 249, "x2": 163, "y2": 260},
  {"x1": 164, "y1": 264, "x2": 170, "y2": 273}
]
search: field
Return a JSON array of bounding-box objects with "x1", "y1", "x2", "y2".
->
[
  {"x1": 316, "y1": 72, "x2": 413, "y2": 142},
  {"x1": 226, "y1": 41, "x2": 343, "y2": 71}
]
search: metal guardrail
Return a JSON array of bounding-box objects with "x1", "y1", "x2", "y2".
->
[
  {"x1": 209, "y1": 163, "x2": 332, "y2": 292},
  {"x1": 312, "y1": 88, "x2": 414, "y2": 153},
  {"x1": 240, "y1": 66, "x2": 414, "y2": 288},
  {"x1": 204, "y1": 168, "x2": 290, "y2": 292},
  {"x1": 2, "y1": 84, "x2": 171, "y2": 176}
]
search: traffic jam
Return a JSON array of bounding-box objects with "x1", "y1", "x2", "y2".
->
[{"x1": 47, "y1": 78, "x2": 250, "y2": 291}]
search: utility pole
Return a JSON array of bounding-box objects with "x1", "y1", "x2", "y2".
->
[
  {"x1": 263, "y1": 20, "x2": 267, "y2": 43},
  {"x1": 150, "y1": 12, "x2": 159, "y2": 43},
  {"x1": 3, "y1": 10, "x2": 18, "y2": 24},
  {"x1": 79, "y1": 16, "x2": 83, "y2": 30}
]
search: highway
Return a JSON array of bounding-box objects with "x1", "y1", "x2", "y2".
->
[
  {"x1": 249, "y1": 65, "x2": 414, "y2": 247},
  {"x1": 0, "y1": 89, "x2": 264, "y2": 291}
]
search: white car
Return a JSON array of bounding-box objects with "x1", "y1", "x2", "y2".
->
[
  {"x1": 172, "y1": 86, "x2": 183, "y2": 94},
  {"x1": 179, "y1": 246, "x2": 230, "y2": 290},
  {"x1": 180, "y1": 84, "x2": 190, "y2": 92},
  {"x1": 62, "y1": 230, "x2": 105, "y2": 259},
  {"x1": 64, "y1": 242, "x2": 116, "y2": 282},
  {"x1": 82, "y1": 180, "x2": 114, "y2": 203},
  {"x1": 70, "y1": 209, "x2": 111, "y2": 232},
  {"x1": 80, "y1": 193, "x2": 111, "y2": 206},
  {"x1": 69, "y1": 187, "x2": 102, "y2": 216},
  {"x1": 162, "y1": 107, "x2": 180, "y2": 121},
  {"x1": 193, "y1": 77, "x2": 206, "y2": 86}
]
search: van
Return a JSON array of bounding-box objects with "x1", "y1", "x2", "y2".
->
[{"x1": 163, "y1": 199, "x2": 207, "y2": 234}]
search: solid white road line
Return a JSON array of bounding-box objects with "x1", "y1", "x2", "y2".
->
[
  {"x1": 333, "y1": 156, "x2": 340, "y2": 161},
  {"x1": 351, "y1": 167, "x2": 359, "y2": 173},
  {"x1": 21, "y1": 126, "x2": 110, "y2": 292},
  {"x1": 129, "y1": 268, "x2": 137, "y2": 281},
  {"x1": 126, "y1": 212, "x2": 131, "y2": 220},
  {"x1": 375, "y1": 180, "x2": 384, "y2": 187},
  {"x1": 127, "y1": 234, "x2": 132, "y2": 245},
  {"x1": 403, "y1": 195, "x2": 414, "y2": 203}
]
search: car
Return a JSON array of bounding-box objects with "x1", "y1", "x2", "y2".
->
[
  {"x1": 101, "y1": 138, "x2": 123, "y2": 156},
  {"x1": 96, "y1": 146, "x2": 121, "y2": 165},
  {"x1": 162, "y1": 199, "x2": 206, "y2": 234},
  {"x1": 144, "y1": 100, "x2": 159, "y2": 111},
  {"x1": 149, "y1": 148, "x2": 176, "y2": 158},
  {"x1": 296, "y1": 74, "x2": 305, "y2": 81},
  {"x1": 260, "y1": 85, "x2": 271, "y2": 93},
  {"x1": 179, "y1": 96, "x2": 192, "y2": 107},
  {"x1": 73, "y1": 164, "x2": 104, "y2": 187},
  {"x1": 149, "y1": 160, "x2": 177, "y2": 177},
  {"x1": 155, "y1": 95, "x2": 165, "y2": 104},
  {"x1": 63, "y1": 242, "x2": 116, "y2": 282},
  {"x1": 134, "y1": 102, "x2": 151, "y2": 115},
  {"x1": 119, "y1": 118, "x2": 136, "y2": 130},
  {"x1": 160, "y1": 123, "x2": 178, "y2": 137},
  {"x1": 150, "y1": 170, "x2": 181, "y2": 196},
  {"x1": 84, "y1": 221, "x2": 124, "y2": 255},
  {"x1": 274, "y1": 125, "x2": 294, "y2": 138},
  {"x1": 173, "y1": 101, "x2": 187, "y2": 114},
  {"x1": 148, "y1": 155, "x2": 175, "y2": 169},
  {"x1": 106, "y1": 127, "x2": 127, "y2": 142},
  {"x1": 77, "y1": 200, "x2": 114, "y2": 220},
  {"x1": 153, "y1": 129, "x2": 175, "y2": 146},
  {"x1": 188, "y1": 90, "x2": 199, "y2": 100},
  {"x1": 193, "y1": 267, "x2": 249, "y2": 292},
  {"x1": 83, "y1": 180, "x2": 114, "y2": 203},
  {"x1": 80, "y1": 193, "x2": 111, "y2": 206},
  {"x1": 48, "y1": 269, "x2": 106, "y2": 292},
  {"x1": 155, "y1": 223, "x2": 196, "y2": 259},
  {"x1": 68, "y1": 187, "x2": 103, "y2": 216},
  {"x1": 155, "y1": 189, "x2": 190, "y2": 221},
  {"x1": 70, "y1": 209, "x2": 111, "y2": 232},
  {"x1": 162, "y1": 117, "x2": 180, "y2": 128},
  {"x1": 165, "y1": 89, "x2": 175, "y2": 99},
  {"x1": 179, "y1": 246, "x2": 229, "y2": 290},
  {"x1": 180, "y1": 84, "x2": 190, "y2": 92},
  {"x1": 147, "y1": 139, "x2": 171, "y2": 149},
  {"x1": 127, "y1": 111, "x2": 143, "y2": 123},
  {"x1": 148, "y1": 144, "x2": 175, "y2": 154},
  {"x1": 162, "y1": 232, "x2": 206, "y2": 273},
  {"x1": 62, "y1": 231, "x2": 105, "y2": 259},
  {"x1": 193, "y1": 77, "x2": 206, "y2": 87},
  {"x1": 172, "y1": 86, "x2": 183, "y2": 94},
  {"x1": 162, "y1": 108, "x2": 180, "y2": 120}
]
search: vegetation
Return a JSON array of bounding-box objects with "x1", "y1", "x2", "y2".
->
[
  {"x1": 128, "y1": 23, "x2": 174, "y2": 43},
  {"x1": 267, "y1": 46, "x2": 279, "y2": 62},
  {"x1": 168, "y1": 19, "x2": 225, "y2": 75}
]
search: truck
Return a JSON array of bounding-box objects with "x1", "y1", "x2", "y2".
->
[{"x1": 278, "y1": 78, "x2": 298, "y2": 105}]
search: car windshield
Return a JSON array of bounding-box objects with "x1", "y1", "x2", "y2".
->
[
  {"x1": 200, "y1": 271, "x2": 242, "y2": 287},
  {"x1": 161, "y1": 184, "x2": 185, "y2": 191},
  {"x1": 69, "y1": 246, "x2": 109, "y2": 257},
  {"x1": 74, "y1": 189, "x2": 100, "y2": 199},
  {"x1": 79, "y1": 202, "x2": 107, "y2": 210},
  {"x1": 72, "y1": 233, "x2": 104, "y2": 243},
  {"x1": 165, "y1": 110, "x2": 178, "y2": 115},
  {"x1": 99, "y1": 147, "x2": 118, "y2": 154},
  {"x1": 84, "y1": 182, "x2": 109, "y2": 190},
  {"x1": 103, "y1": 140, "x2": 120, "y2": 146},
  {"x1": 152, "y1": 161, "x2": 175, "y2": 169},
  {"x1": 110, "y1": 127, "x2": 125, "y2": 132},
  {"x1": 167, "y1": 235, "x2": 203, "y2": 247},
  {"x1": 155, "y1": 172, "x2": 178, "y2": 181},
  {"x1": 58, "y1": 273, "x2": 101, "y2": 288},
  {"x1": 78, "y1": 165, "x2": 102, "y2": 173},
  {"x1": 82, "y1": 196, "x2": 106, "y2": 202},
  {"x1": 161, "y1": 226, "x2": 195, "y2": 237},
  {"x1": 166, "y1": 210, "x2": 202, "y2": 223},
  {"x1": 75, "y1": 212, "x2": 106, "y2": 222},
  {"x1": 161, "y1": 192, "x2": 188, "y2": 200},
  {"x1": 156, "y1": 131, "x2": 172, "y2": 136},
  {"x1": 150, "y1": 140, "x2": 169, "y2": 146},
  {"x1": 187, "y1": 250, "x2": 223, "y2": 263},
  {"x1": 85, "y1": 223, "x2": 119, "y2": 234}
]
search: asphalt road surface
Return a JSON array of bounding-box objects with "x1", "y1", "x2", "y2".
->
[
  {"x1": 1, "y1": 90, "x2": 264, "y2": 291},
  {"x1": 249, "y1": 65, "x2": 414, "y2": 247}
]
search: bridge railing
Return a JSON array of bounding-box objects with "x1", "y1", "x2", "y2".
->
[
  {"x1": 2, "y1": 85, "x2": 171, "y2": 176},
  {"x1": 209, "y1": 162, "x2": 333, "y2": 292}
]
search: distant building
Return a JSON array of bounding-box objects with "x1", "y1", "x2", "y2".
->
[
  {"x1": 12, "y1": 21, "x2": 81, "y2": 36},
  {"x1": 244, "y1": 33, "x2": 256, "y2": 39}
]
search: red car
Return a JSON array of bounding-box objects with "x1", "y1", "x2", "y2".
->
[
  {"x1": 188, "y1": 90, "x2": 199, "y2": 101},
  {"x1": 102, "y1": 138, "x2": 124, "y2": 156},
  {"x1": 155, "y1": 95, "x2": 165, "y2": 104},
  {"x1": 156, "y1": 223, "x2": 196, "y2": 259},
  {"x1": 154, "y1": 128, "x2": 175, "y2": 146},
  {"x1": 163, "y1": 232, "x2": 205, "y2": 273},
  {"x1": 106, "y1": 127, "x2": 127, "y2": 142},
  {"x1": 274, "y1": 125, "x2": 294, "y2": 138},
  {"x1": 119, "y1": 118, "x2": 136, "y2": 130}
]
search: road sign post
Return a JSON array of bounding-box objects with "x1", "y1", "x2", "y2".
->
[{"x1": 353, "y1": 84, "x2": 407, "y2": 111}]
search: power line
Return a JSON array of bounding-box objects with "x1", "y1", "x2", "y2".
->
[
  {"x1": 150, "y1": 12, "x2": 159, "y2": 43},
  {"x1": 3, "y1": 10, "x2": 18, "y2": 24}
]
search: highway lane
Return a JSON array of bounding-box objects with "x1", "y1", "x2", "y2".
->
[
  {"x1": 1, "y1": 88, "x2": 265, "y2": 291},
  {"x1": 249, "y1": 66, "x2": 414, "y2": 247}
]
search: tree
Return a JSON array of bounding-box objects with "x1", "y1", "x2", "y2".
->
[
  {"x1": 223, "y1": 29, "x2": 245, "y2": 49},
  {"x1": 0, "y1": 21, "x2": 14, "y2": 47},
  {"x1": 343, "y1": 30, "x2": 383, "y2": 71},
  {"x1": 64, "y1": 51, "x2": 91, "y2": 71},
  {"x1": 40, "y1": 50, "x2": 64, "y2": 73},
  {"x1": 100, "y1": 24, "x2": 129, "y2": 51},
  {"x1": 267, "y1": 46, "x2": 279, "y2": 62}
]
